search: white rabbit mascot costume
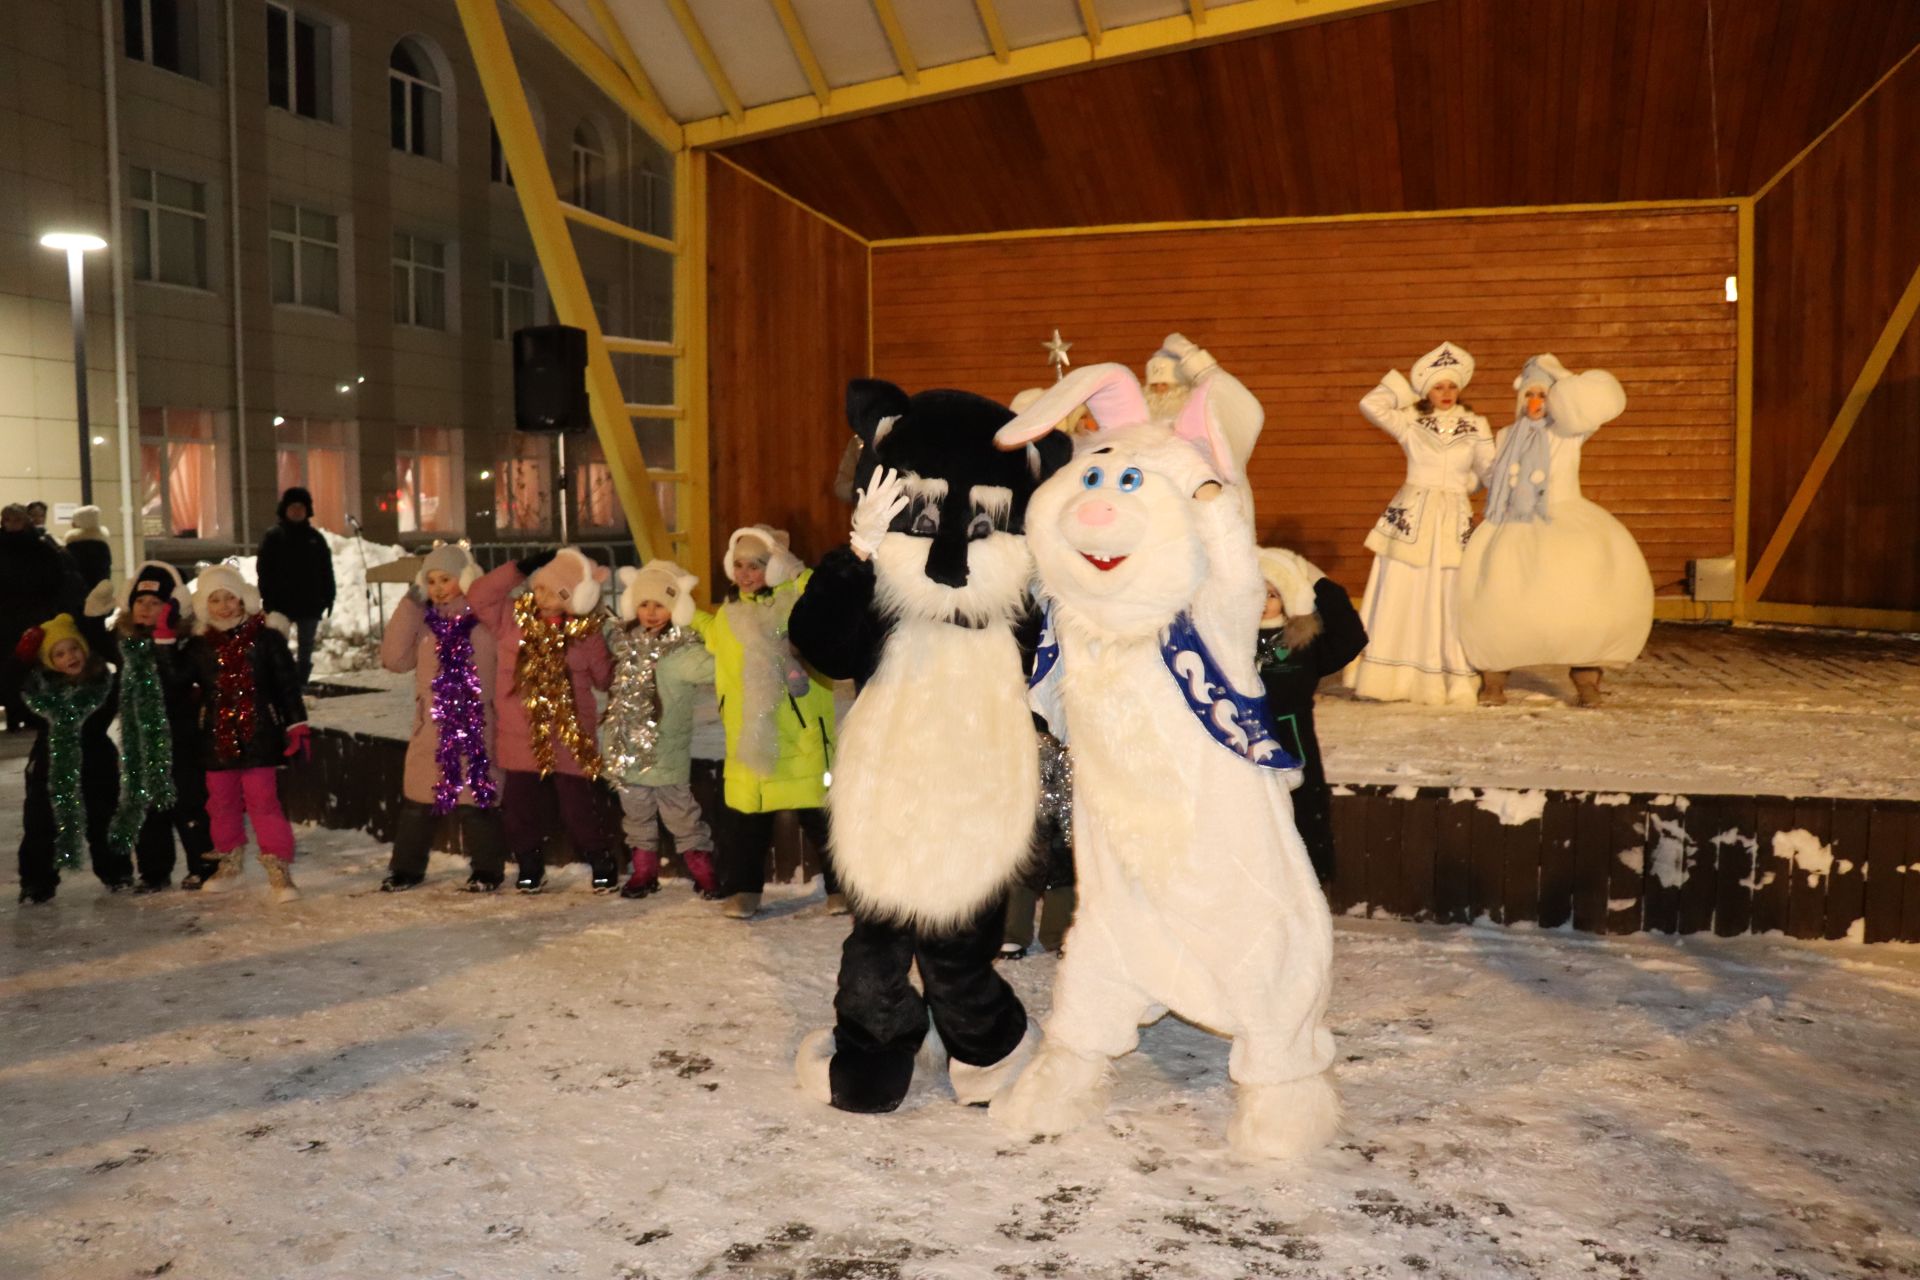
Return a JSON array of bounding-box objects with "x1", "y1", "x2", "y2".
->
[
  {"x1": 990, "y1": 362, "x2": 1340, "y2": 1161},
  {"x1": 1458, "y1": 356, "x2": 1653, "y2": 705}
]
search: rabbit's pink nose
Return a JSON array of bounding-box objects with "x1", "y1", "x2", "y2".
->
[{"x1": 1077, "y1": 500, "x2": 1118, "y2": 527}]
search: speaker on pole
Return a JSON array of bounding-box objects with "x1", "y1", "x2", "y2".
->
[{"x1": 513, "y1": 324, "x2": 591, "y2": 433}]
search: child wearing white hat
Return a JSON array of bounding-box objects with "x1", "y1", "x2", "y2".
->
[
  {"x1": 601, "y1": 559, "x2": 718, "y2": 898},
  {"x1": 1341, "y1": 341, "x2": 1495, "y2": 707}
]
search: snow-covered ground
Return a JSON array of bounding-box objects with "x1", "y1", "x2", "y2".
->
[{"x1": 4, "y1": 755, "x2": 1919, "y2": 1280}]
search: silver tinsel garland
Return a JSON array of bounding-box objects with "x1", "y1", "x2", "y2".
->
[
  {"x1": 602, "y1": 620, "x2": 701, "y2": 778},
  {"x1": 1037, "y1": 729, "x2": 1074, "y2": 843}
]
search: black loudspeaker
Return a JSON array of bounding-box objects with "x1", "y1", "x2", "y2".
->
[{"x1": 513, "y1": 325, "x2": 591, "y2": 433}]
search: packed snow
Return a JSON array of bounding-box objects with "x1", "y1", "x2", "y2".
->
[{"x1": 4, "y1": 752, "x2": 1918, "y2": 1279}]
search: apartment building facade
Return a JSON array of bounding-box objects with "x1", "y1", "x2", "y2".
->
[{"x1": 1, "y1": 0, "x2": 672, "y2": 560}]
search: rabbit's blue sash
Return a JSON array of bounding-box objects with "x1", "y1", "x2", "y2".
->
[{"x1": 1028, "y1": 605, "x2": 1299, "y2": 773}]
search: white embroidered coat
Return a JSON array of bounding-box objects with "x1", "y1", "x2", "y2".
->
[{"x1": 1359, "y1": 370, "x2": 1495, "y2": 569}]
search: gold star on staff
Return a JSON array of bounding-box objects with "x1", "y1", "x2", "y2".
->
[{"x1": 1042, "y1": 329, "x2": 1073, "y2": 382}]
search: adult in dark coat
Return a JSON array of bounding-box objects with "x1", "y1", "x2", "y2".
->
[
  {"x1": 1255, "y1": 550, "x2": 1369, "y2": 883},
  {"x1": 255, "y1": 486, "x2": 336, "y2": 684},
  {"x1": 1, "y1": 505, "x2": 81, "y2": 733}
]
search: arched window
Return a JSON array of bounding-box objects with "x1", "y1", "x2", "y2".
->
[
  {"x1": 571, "y1": 123, "x2": 606, "y2": 214},
  {"x1": 388, "y1": 38, "x2": 442, "y2": 159}
]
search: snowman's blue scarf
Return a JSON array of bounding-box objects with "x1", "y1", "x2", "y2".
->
[
  {"x1": 1028, "y1": 605, "x2": 1299, "y2": 773},
  {"x1": 1484, "y1": 414, "x2": 1556, "y2": 524}
]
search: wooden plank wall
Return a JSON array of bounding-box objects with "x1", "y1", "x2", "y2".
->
[
  {"x1": 704, "y1": 158, "x2": 869, "y2": 586},
  {"x1": 871, "y1": 209, "x2": 1737, "y2": 599},
  {"x1": 1751, "y1": 54, "x2": 1920, "y2": 611}
]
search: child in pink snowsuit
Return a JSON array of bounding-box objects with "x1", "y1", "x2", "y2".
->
[{"x1": 184, "y1": 564, "x2": 310, "y2": 902}]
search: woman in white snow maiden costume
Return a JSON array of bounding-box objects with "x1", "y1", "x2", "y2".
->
[
  {"x1": 1342, "y1": 341, "x2": 1495, "y2": 706},
  {"x1": 1459, "y1": 355, "x2": 1653, "y2": 707},
  {"x1": 788, "y1": 379, "x2": 1072, "y2": 1115},
  {"x1": 990, "y1": 364, "x2": 1339, "y2": 1161}
]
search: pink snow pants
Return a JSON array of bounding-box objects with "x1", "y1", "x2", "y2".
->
[{"x1": 206, "y1": 768, "x2": 296, "y2": 862}]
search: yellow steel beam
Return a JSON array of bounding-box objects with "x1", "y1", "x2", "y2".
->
[
  {"x1": 684, "y1": 0, "x2": 1424, "y2": 146},
  {"x1": 870, "y1": 0, "x2": 921, "y2": 83},
  {"x1": 1074, "y1": 0, "x2": 1103, "y2": 47},
  {"x1": 1745, "y1": 259, "x2": 1920, "y2": 602},
  {"x1": 560, "y1": 200, "x2": 678, "y2": 254},
  {"x1": 663, "y1": 0, "x2": 745, "y2": 121},
  {"x1": 603, "y1": 335, "x2": 681, "y2": 356},
  {"x1": 456, "y1": 0, "x2": 672, "y2": 558},
  {"x1": 503, "y1": 0, "x2": 681, "y2": 149},
  {"x1": 674, "y1": 147, "x2": 713, "y2": 601},
  {"x1": 1188, "y1": 0, "x2": 1207, "y2": 26},
  {"x1": 972, "y1": 0, "x2": 1009, "y2": 62},
  {"x1": 1753, "y1": 41, "x2": 1920, "y2": 202},
  {"x1": 581, "y1": 0, "x2": 672, "y2": 124},
  {"x1": 769, "y1": 0, "x2": 831, "y2": 103},
  {"x1": 1732, "y1": 198, "x2": 1754, "y2": 621},
  {"x1": 625, "y1": 403, "x2": 686, "y2": 419}
]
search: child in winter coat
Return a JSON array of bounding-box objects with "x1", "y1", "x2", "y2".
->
[
  {"x1": 601, "y1": 560, "x2": 718, "y2": 899},
  {"x1": 14, "y1": 614, "x2": 124, "y2": 903},
  {"x1": 467, "y1": 547, "x2": 620, "y2": 893},
  {"x1": 1257, "y1": 548, "x2": 1368, "y2": 882},
  {"x1": 705, "y1": 525, "x2": 838, "y2": 920},
  {"x1": 379, "y1": 543, "x2": 509, "y2": 892},
  {"x1": 90, "y1": 562, "x2": 218, "y2": 891},
  {"x1": 185, "y1": 564, "x2": 310, "y2": 902}
]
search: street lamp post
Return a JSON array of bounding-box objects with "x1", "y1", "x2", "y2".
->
[{"x1": 39, "y1": 232, "x2": 108, "y2": 506}]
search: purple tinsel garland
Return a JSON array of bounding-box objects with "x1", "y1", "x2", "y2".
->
[{"x1": 424, "y1": 606, "x2": 498, "y2": 814}]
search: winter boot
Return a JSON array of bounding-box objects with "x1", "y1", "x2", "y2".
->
[
  {"x1": 199, "y1": 851, "x2": 246, "y2": 894},
  {"x1": 589, "y1": 852, "x2": 620, "y2": 894},
  {"x1": 258, "y1": 853, "x2": 300, "y2": 904},
  {"x1": 1478, "y1": 670, "x2": 1508, "y2": 706},
  {"x1": 18, "y1": 884, "x2": 56, "y2": 905},
  {"x1": 1571, "y1": 666, "x2": 1605, "y2": 708},
  {"x1": 720, "y1": 891, "x2": 761, "y2": 920},
  {"x1": 463, "y1": 875, "x2": 502, "y2": 893},
  {"x1": 680, "y1": 847, "x2": 719, "y2": 898},
  {"x1": 133, "y1": 879, "x2": 171, "y2": 895},
  {"x1": 622, "y1": 848, "x2": 661, "y2": 899},
  {"x1": 381, "y1": 873, "x2": 424, "y2": 893},
  {"x1": 515, "y1": 854, "x2": 546, "y2": 894}
]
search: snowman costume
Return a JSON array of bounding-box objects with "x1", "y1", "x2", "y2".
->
[
  {"x1": 989, "y1": 363, "x2": 1339, "y2": 1162},
  {"x1": 1458, "y1": 355, "x2": 1653, "y2": 676},
  {"x1": 1342, "y1": 341, "x2": 1495, "y2": 707}
]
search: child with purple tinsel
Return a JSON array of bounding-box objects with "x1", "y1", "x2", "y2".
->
[{"x1": 379, "y1": 542, "x2": 509, "y2": 892}]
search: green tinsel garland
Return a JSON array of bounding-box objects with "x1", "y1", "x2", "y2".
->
[
  {"x1": 109, "y1": 634, "x2": 177, "y2": 853},
  {"x1": 21, "y1": 668, "x2": 112, "y2": 869}
]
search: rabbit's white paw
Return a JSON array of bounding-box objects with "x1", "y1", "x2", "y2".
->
[
  {"x1": 991, "y1": 1044, "x2": 1110, "y2": 1135},
  {"x1": 1227, "y1": 1072, "x2": 1341, "y2": 1162}
]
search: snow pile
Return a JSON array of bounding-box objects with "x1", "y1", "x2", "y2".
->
[{"x1": 214, "y1": 530, "x2": 411, "y2": 676}]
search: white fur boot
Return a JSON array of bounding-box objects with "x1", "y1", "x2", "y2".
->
[
  {"x1": 1227, "y1": 1072, "x2": 1341, "y2": 1162},
  {"x1": 990, "y1": 1043, "x2": 1110, "y2": 1136},
  {"x1": 794, "y1": 1028, "x2": 834, "y2": 1104},
  {"x1": 948, "y1": 1019, "x2": 1040, "y2": 1106}
]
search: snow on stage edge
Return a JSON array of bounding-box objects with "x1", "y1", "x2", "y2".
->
[{"x1": 3, "y1": 787, "x2": 1917, "y2": 1279}]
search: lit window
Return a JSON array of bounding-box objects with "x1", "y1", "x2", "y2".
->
[
  {"x1": 124, "y1": 0, "x2": 198, "y2": 77},
  {"x1": 139, "y1": 407, "x2": 225, "y2": 538},
  {"x1": 495, "y1": 435, "x2": 550, "y2": 533},
  {"x1": 388, "y1": 39, "x2": 443, "y2": 159},
  {"x1": 274, "y1": 417, "x2": 357, "y2": 534},
  {"x1": 129, "y1": 166, "x2": 209, "y2": 289},
  {"x1": 269, "y1": 201, "x2": 340, "y2": 311},
  {"x1": 265, "y1": 2, "x2": 332, "y2": 121},
  {"x1": 392, "y1": 232, "x2": 448, "y2": 330},
  {"x1": 571, "y1": 436, "x2": 624, "y2": 533},
  {"x1": 571, "y1": 124, "x2": 605, "y2": 214},
  {"x1": 491, "y1": 256, "x2": 535, "y2": 341},
  {"x1": 395, "y1": 425, "x2": 460, "y2": 534}
]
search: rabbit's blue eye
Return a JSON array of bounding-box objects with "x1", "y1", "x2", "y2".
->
[
  {"x1": 1081, "y1": 466, "x2": 1104, "y2": 489},
  {"x1": 1118, "y1": 468, "x2": 1144, "y2": 492}
]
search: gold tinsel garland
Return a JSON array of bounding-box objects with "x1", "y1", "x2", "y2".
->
[{"x1": 512, "y1": 592, "x2": 604, "y2": 780}]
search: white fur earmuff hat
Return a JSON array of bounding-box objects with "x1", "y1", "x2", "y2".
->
[
  {"x1": 64, "y1": 505, "x2": 108, "y2": 544},
  {"x1": 416, "y1": 540, "x2": 480, "y2": 593},
  {"x1": 618, "y1": 559, "x2": 699, "y2": 627},
  {"x1": 1257, "y1": 547, "x2": 1323, "y2": 622},
  {"x1": 530, "y1": 546, "x2": 607, "y2": 616},
  {"x1": 725, "y1": 525, "x2": 801, "y2": 589},
  {"x1": 191, "y1": 563, "x2": 262, "y2": 628},
  {"x1": 1411, "y1": 341, "x2": 1475, "y2": 397}
]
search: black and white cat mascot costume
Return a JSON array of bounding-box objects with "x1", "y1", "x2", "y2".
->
[{"x1": 788, "y1": 380, "x2": 1072, "y2": 1114}]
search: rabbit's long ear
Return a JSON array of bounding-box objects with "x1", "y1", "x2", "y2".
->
[
  {"x1": 994, "y1": 363, "x2": 1149, "y2": 451},
  {"x1": 1173, "y1": 373, "x2": 1236, "y2": 480}
]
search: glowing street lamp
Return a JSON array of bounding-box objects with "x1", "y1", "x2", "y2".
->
[{"x1": 39, "y1": 232, "x2": 109, "y2": 504}]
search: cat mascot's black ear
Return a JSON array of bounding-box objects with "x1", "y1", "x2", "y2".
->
[{"x1": 847, "y1": 379, "x2": 912, "y2": 448}]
